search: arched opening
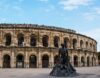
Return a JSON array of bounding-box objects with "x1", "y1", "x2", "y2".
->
[
  {"x1": 86, "y1": 42, "x2": 88, "y2": 49},
  {"x1": 90, "y1": 43, "x2": 92, "y2": 50},
  {"x1": 64, "y1": 37, "x2": 69, "y2": 48},
  {"x1": 42, "y1": 55, "x2": 49, "y2": 68},
  {"x1": 54, "y1": 55, "x2": 59, "y2": 65},
  {"x1": 42, "y1": 35, "x2": 48, "y2": 47},
  {"x1": 3, "y1": 55, "x2": 11, "y2": 68},
  {"x1": 80, "y1": 40, "x2": 83, "y2": 49},
  {"x1": 54, "y1": 36, "x2": 59, "y2": 47},
  {"x1": 73, "y1": 39, "x2": 77, "y2": 49},
  {"x1": 29, "y1": 55, "x2": 37, "y2": 68},
  {"x1": 87, "y1": 56, "x2": 90, "y2": 66},
  {"x1": 81, "y1": 56, "x2": 85, "y2": 66},
  {"x1": 74, "y1": 55, "x2": 78, "y2": 67},
  {"x1": 93, "y1": 45, "x2": 95, "y2": 51},
  {"x1": 5, "y1": 33, "x2": 11, "y2": 46},
  {"x1": 30, "y1": 34, "x2": 37, "y2": 47},
  {"x1": 16, "y1": 54, "x2": 24, "y2": 68},
  {"x1": 17, "y1": 33, "x2": 24, "y2": 47}
]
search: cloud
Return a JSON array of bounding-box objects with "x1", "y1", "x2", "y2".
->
[
  {"x1": 83, "y1": 7, "x2": 100, "y2": 21},
  {"x1": 83, "y1": 28, "x2": 100, "y2": 51},
  {"x1": 59, "y1": 0, "x2": 92, "y2": 11},
  {"x1": 83, "y1": 12, "x2": 96, "y2": 21}
]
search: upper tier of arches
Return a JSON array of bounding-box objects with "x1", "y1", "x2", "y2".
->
[{"x1": 0, "y1": 24, "x2": 97, "y2": 52}]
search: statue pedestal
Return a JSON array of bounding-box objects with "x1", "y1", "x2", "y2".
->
[{"x1": 50, "y1": 63, "x2": 78, "y2": 77}]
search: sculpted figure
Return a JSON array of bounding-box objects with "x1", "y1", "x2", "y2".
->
[{"x1": 50, "y1": 44, "x2": 77, "y2": 77}]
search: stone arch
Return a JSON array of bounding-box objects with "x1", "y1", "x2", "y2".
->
[
  {"x1": 3, "y1": 54, "x2": 11, "y2": 68},
  {"x1": 42, "y1": 54, "x2": 49, "y2": 68},
  {"x1": 73, "y1": 55, "x2": 78, "y2": 67},
  {"x1": 81, "y1": 56, "x2": 85, "y2": 66},
  {"x1": 54, "y1": 36, "x2": 59, "y2": 47},
  {"x1": 16, "y1": 54, "x2": 24, "y2": 68},
  {"x1": 30, "y1": 34, "x2": 37, "y2": 47},
  {"x1": 93, "y1": 45, "x2": 95, "y2": 51},
  {"x1": 54, "y1": 55, "x2": 59, "y2": 65},
  {"x1": 63, "y1": 37, "x2": 69, "y2": 48},
  {"x1": 4, "y1": 33, "x2": 12, "y2": 46},
  {"x1": 29, "y1": 55, "x2": 37, "y2": 68},
  {"x1": 80, "y1": 40, "x2": 84, "y2": 49},
  {"x1": 73, "y1": 39, "x2": 77, "y2": 49},
  {"x1": 90, "y1": 43, "x2": 92, "y2": 49},
  {"x1": 17, "y1": 33, "x2": 24, "y2": 46},
  {"x1": 87, "y1": 56, "x2": 90, "y2": 66},
  {"x1": 92, "y1": 57, "x2": 96, "y2": 66},
  {"x1": 86, "y1": 41, "x2": 88, "y2": 49},
  {"x1": 42, "y1": 35, "x2": 49, "y2": 47}
]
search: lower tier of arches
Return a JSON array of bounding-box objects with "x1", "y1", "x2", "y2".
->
[
  {"x1": 0, "y1": 48, "x2": 98, "y2": 68},
  {"x1": 1, "y1": 54, "x2": 98, "y2": 68}
]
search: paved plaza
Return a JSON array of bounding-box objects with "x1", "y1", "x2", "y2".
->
[{"x1": 0, "y1": 66, "x2": 100, "y2": 78}]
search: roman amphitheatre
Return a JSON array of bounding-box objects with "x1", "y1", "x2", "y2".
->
[{"x1": 0, "y1": 24, "x2": 98, "y2": 68}]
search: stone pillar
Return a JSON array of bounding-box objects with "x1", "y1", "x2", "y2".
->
[
  {"x1": 71, "y1": 54, "x2": 74, "y2": 66},
  {"x1": 25, "y1": 34, "x2": 30, "y2": 47},
  {"x1": 78, "y1": 56, "x2": 81, "y2": 67},
  {"x1": 0, "y1": 51, "x2": 2, "y2": 68},
  {"x1": 50, "y1": 33, "x2": 54, "y2": 47},
  {"x1": 84, "y1": 56, "x2": 87, "y2": 67},
  {"x1": 11, "y1": 52, "x2": 16, "y2": 68},
  {"x1": 37, "y1": 52, "x2": 42, "y2": 68},
  {"x1": 90, "y1": 56, "x2": 92, "y2": 67},
  {"x1": 38, "y1": 35, "x2": 42, "y2": 47},
  {"x1": 70, "y1": 35, "x2": 73, "y2": 49},
  {"x1": 25, "y1": 52, "x2": 29, "y2": 68},
  {"x1": 96, "y1": 55, "x2": 98, "y2": 66},
  {"x1": 49, "y1": 53, "x2": 54, "y2": 68}
]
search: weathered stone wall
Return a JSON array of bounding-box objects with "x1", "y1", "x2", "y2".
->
[{"x1": 0, "y1": 24, "x2": 98, "y2": 68}]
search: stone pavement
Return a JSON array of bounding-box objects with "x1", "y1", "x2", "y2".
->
[{"x1": 0, "y1": 66, "x2": 100, "y2": 78}]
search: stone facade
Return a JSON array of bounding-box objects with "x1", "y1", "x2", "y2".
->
[{"x1": 0, "y1": 24, "x2": 98, "y2": 68}]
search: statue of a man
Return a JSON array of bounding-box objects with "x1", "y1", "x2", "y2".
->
[
  {"x1": 59, "y1": 44, "x2": 68, "y2": 65},
  {"x1": 50, "y1": 43, "x2": 77, "y2": 77}
]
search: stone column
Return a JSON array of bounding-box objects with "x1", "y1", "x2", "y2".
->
[
  {"x1": 11, "y1": 51, "x2": 16, "y2": 68},
  {"x1": 84, "y1": 56, "x2": 87, "y2": 67},
  {"x1": 78, "y1": 56, "x2": 81, "y2": 67},
  {"x1": 0, "y1": 51, "x2": 2, "y2": 68},
  {"x1": 49, "y1": 53, "x2": 54, "y2": 68},
  {"x1": 96, "y1": 54, "x2": 98, "y2": 66},
  {"x1": 69, "y1": 35, "x2": 73, "y2": 49},
  {"x1": 25, "y1": 34, "x2": 30, "y2": 47},
  {"x1": 71, "y1": 54, "x2": 74, "y2": 66},
  {"x1": 38, "y1": 35, "x2": 42, "y2": 47},
  {"x1": 25, "y1": 52, "x2": 29, "y2": 68},
  {"x1": 90, "y1": 56, "x2": 92, "y2": 67},
  {"x1": 50, "y1": 33, "x2": 54, "y2": 47},
  {"x1": 37, "y1": 51, "x2": 42, "y2": 68}
]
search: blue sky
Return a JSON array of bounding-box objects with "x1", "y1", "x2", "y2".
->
[{"x1": 0, "y1": 0, "x2": 100, "y2": 51}]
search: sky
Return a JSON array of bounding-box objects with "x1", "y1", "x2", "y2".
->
[{"x1": 0, "y1": 0, "x2": 100, "y2": 51}]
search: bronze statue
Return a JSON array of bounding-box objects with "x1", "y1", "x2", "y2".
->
[{"x1": 50, "y1": 44, "x2": 78, "y2": 77}]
